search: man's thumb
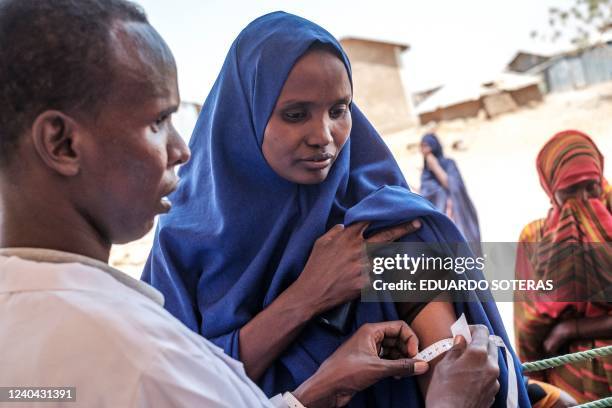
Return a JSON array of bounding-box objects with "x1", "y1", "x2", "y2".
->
[{"x1": 383, "y1": 359, "x2": 429, "y2": 378}]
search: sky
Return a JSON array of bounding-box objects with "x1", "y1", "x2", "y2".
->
[{"x1": 134, "y1": 0, "x2": 576, "y2": 104}]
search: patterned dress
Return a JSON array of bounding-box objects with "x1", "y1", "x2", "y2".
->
[{"x1": 514, "y1": 130, "x2": 612, "y2": 403}]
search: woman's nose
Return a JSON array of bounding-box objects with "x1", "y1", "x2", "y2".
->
[
  {"x1": 577, "y1": 187, "x2": 592, "y2": 202},
  {"x1": 306, "y1": 121, "x2": 333, "y2": 147}
]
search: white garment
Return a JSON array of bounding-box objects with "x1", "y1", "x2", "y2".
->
[{"x1": 0, "y1": 249, "x2": 291, "y2": 408}]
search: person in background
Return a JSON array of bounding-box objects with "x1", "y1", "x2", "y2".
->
[
  {"x1": 515, "y1": 130, "x2": 612, "y2": 404},
  {"x1": 144, "y1": 11, "x2": 528, "y2": 407},
  {"x1": 419, "y1": 133, "x2": 482, "y2": 248}
]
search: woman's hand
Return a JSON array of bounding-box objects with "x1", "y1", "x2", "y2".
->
[
  {"x1": 553, "y1": 389, "x2": 578, "y2": 407},
  {"x1": 424, "y1": 152, "x2": 438, "y2": 168},
  {"x1": 238, "y1": 220, "x2": 421, "y2": 381},
  {"x1": 293, "y1": 321, "x2": 427, "y2": 408},
  {"x1": 293, "y1": 220, "x2": 422, "y2": 315},
  {"x1": 543, "y1": 320, "x2": 576, "y2": 356},
  {"x1": 424, "y1": 153, "x2": 449, "y2": 189}
]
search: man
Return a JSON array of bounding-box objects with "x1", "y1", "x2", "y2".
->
[{"x1": 0, "y1": 1, "x2": 500, "y2": 406}]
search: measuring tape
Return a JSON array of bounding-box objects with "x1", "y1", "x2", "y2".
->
[
  {"x1": 416, "y1": 334, "x2": 508, "y2": 362},
  {"x1": 415, "y1": 314, "x2": 518, "y2": 408},
  {"x1": 416, "y1": 338, "x2": 455, "y2": 362}
]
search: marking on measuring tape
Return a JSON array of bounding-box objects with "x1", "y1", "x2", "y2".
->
[
  {"x1": 416, "y1": 335, "x2": 507, "y2": 362},
  {"x1": 416, "y1": 338, "x2": 454, "y2": 362}
]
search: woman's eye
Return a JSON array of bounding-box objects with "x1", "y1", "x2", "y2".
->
[
  {"x1": 587, "y1": 182, "x2": 600, "y2": 193},
  {"x1": 330, "y1": 105, "x2": 348, "y2": 119},
  {"x1": 283, "y1": 110, "x2": 306, "y2": 122}
]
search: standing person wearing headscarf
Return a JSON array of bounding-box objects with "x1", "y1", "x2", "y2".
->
[
  {"x1": 143, "y1": 12, "x2": 528, "y2": 407},
  {"x1": 419, "y1": 133, "x2": 482, "y2": 248},
  {"x1": 514, "y1": 130, "x2": 612, "y2": 403}
]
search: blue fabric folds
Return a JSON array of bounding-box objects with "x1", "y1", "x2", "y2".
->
[
  {"x1": 142, "y1": 11, "x2": 528, "y2": 407},
  {"x1": 420, "y1": 133, "x2": 482, "y2": 246}
]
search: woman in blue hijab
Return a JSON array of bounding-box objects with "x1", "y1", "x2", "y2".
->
[
  {"x1": 419, "y1": 134, "x2": 482, "y2": 248},
  {"x1": 143, "y1": 11, "x2": 528, "y2": 407}
]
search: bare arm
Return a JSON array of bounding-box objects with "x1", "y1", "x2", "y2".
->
[
  {"x1": 544, "y1": 314, "x2": 612, "y2": 355},
  {"x1": 425, "y1": 154, "x2": 449, "y2": 189},
  {"x1": 238, "y1": 282, "x2": 320, "y2": 381},
  {"x1": 575, "y1": 315, "x2": 612, "y2": 339},
  {"x1": 239, "y1": 221, "x2": 421, "y2": 381},
  {"x1": 408, "y1": 293, "x2": 456, "y2": 395}
]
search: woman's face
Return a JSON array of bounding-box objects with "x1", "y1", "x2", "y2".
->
[
  {"x1": 262, "y1": 48, "x2": 352, "y2": 184},
  {"x1": 420, "y1": 142, "x2": 432, "y2": 156},
  {"x1": 554, "y1": 178, "x2": 602, "y2": 206}
]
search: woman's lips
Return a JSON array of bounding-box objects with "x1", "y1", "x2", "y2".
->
[
  {"x1": 301, "y1": 153, "x2": 334, "y2": 170},
  {"x1": 301, "y1": 157, "x2": 332, "y2": 170}
]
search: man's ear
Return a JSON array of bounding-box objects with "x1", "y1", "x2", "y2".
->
[{"x1": 30, "y1": 110, "x2": 84, "y2": 177}]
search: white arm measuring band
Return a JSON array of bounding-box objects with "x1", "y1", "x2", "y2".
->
[{"x1": 415, "y1": 314, "x2": 518, "y2": 408}]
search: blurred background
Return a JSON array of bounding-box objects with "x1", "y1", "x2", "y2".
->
[{"x1": 111, "y1": 0, "x2": 612, "y2": 344}]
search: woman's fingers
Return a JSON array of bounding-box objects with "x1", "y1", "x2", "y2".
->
[{"x1": 365, "y1": 220, "x2": 421, "y2": 243}]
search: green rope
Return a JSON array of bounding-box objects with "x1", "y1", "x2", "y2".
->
[
  {"x1": 571, "y1": 397, "x2": 612, "y2": 408},
  {"x1": 521, "y1": 345, "x2": 612, "y2": 373}
]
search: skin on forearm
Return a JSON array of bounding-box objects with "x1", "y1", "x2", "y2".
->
[
  {"x1": 408, "y1": 295, "x2": 456, "y2": 396},
  {"x1": 238, "y1": 283, "x2": 320, "y2": 381},
  {"x1": 575, "y1": 315, "x2": 612, "y2": 340},
  {"x1": 292, "y1": 371, "x2": 334, "y2": 408},
  {"x1": 426, "y1": 155, "x2": 449, "y2": 189}
]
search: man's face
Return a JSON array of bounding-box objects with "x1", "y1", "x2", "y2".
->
[{"x1": 76, "y1": 21, "x2": 190, "y2": 244}]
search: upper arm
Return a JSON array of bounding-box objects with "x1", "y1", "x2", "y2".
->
[{"x1": 409, "y1": 293, "x2": 456, "y2": 396}]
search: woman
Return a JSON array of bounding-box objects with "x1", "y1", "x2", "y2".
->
[
  {"x1": 515, "y1": 130, "x2": 612, "y2": 403},
  {"x1": 143, "y1": 12, "x2": 528, "y2": 407},
  {"x1": 419, "y1": 133, "x2": 481, "y2": 246}
]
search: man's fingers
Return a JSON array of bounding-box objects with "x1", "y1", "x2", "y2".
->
[
  {"x1": 379, "y1": 358, "x2": 429, "y2": 378},
  {"x1": 469, "y1": 324, "x2": 491, "y2": 349},
  {"x1": 372, "y1": 321, "x2": 417, "y2": 354},
  {"x1": 487, "y1": 333, "x2": 499, "y2": 368},
  {"x1": 397, "y1": 321, "x2": 419, "y2": 357},
  {"x1": 365, "y1": 220, "x2": 421, "y2": 243},
  {"x1": 382, "y1": 337, "x2": 399, "y2": 349},
  {"x1": 446, "y1": 334, "x2": 467, "y2": 360},
  {"x1": 365, "y1": 321, "x2": 415, "y2": 356},
  {"x1": 382, "y1": 348, "x2": 406, "y2": 360}
]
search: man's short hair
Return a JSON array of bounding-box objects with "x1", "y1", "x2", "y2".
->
[{"x1": 0, "y1": 0, "x2": 148, "y2": 166}]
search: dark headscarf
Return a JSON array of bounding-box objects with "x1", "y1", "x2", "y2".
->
[{"x1": 420, "y1": 133, "x2": 482, "y2": 246}]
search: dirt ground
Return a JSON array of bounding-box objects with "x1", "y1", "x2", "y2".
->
[{"x1": 111, "y1": 80, "x2": 612, "y2": 347}]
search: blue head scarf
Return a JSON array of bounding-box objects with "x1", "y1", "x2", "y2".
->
[
  {"x1": 143, "y1": 11, "x2": 527, "y2": 407},
  {"x1": 419, "y1": 133, "x2": 482, "y2": 246},
  {"x1": 420, "y1": 133, "x2": 451, "y2": 190}
]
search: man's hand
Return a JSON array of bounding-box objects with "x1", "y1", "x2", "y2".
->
[
  {"x1": 293, "y1": 321, "x2": 428, "y2": 408},
  {"x1": 425, "y1": 325, "x2": 500, "y2": 408}
]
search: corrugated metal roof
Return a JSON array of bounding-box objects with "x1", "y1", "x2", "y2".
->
[{"x1": 416, "y1": 73, "x2": 542, "y2": 114}]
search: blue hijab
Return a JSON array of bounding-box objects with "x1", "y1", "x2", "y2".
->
[
  {"x1": 420, "y1": 133, "x2": 453, "y2": 199},
  {"x1": 143, "y1": 12, "x2": 528, "y2": 407},
  {"x1": 420, "y1": 133, "x2": 482, "y2": 247}
]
